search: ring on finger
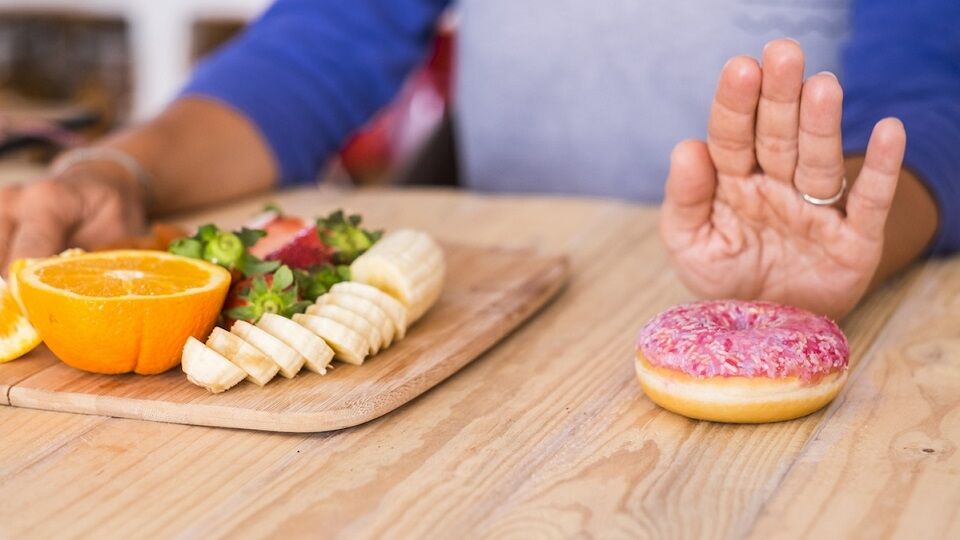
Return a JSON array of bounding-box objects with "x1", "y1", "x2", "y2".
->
[{"x1": 799, "y1": 177, "x2": 847, "y2": 207}]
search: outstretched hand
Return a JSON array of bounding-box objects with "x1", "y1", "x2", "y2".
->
[{"x1": 660, "y1": 38, "x2": 906, "y2": 319}]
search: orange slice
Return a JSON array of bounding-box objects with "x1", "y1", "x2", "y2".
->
[
  {"x1": 17, "y1": 250, "x2": 231, "y2": 374},
  {"x1": 0, "y1": 275, "x2": 42, "y2": 363}
]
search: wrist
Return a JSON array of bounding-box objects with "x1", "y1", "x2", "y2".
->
[
  {"x1": 52, "y1": 158, "x2": 146, "y2": 218},
  {"x1": 51, "y1": 147, "x2": 154, "y2": 214}
]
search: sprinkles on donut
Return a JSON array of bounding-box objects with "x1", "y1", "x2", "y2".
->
[{"x1": 635, "y1": 300, "x2": 849, "y2": 423}]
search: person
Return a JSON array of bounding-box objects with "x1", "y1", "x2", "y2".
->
[{"x1": 0, "y1": 0, "x2": 957, "y2": 319}]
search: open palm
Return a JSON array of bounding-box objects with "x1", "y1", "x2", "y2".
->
[{"x1": 660, "y1": 39, "x2": 906, "y2": 319}]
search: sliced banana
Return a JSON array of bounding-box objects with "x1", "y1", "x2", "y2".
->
[
  {"x1": 257, "y1": 313, "x2": 334, "y2": 374},
  {"x1": 330, "y1": 281, "x2": 408, "y2": 339},
  {"x1": 307, "y1": 302, "x2": 382, "y2": 354},
  {"x1": 293, "y1": 313, "x2": 369, "y2": 366},
  {"x1": 315, "y1": 292, "x2": 394, "y2": 348},
  {"x1": 350, "y1": 229, "x2": 445, "y2": 323},
  {"x1": 231, "y1": 320, "x2": 305, "y2": 378},
  {"x1": 181, "y1": 336, "x2": 246, "y2": 393},
  {"x1": 206, "y1": 327, "x2": 278, "y2": 386}
]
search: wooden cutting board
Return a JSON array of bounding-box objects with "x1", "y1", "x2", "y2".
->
[{"x1": 0, "y1": 244, "x2": 568, "y2": 432}]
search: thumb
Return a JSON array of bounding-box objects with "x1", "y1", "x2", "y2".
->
[
  {"x1": 9, "y1": 180, "x2": 82, "y2": 261},
  {"x1": 660, "y1": 139, "x2": 717, "y2": 249}
]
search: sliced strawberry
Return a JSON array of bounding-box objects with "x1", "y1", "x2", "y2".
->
[
  {"x1": 247, "y1": 208, "x2": 379, "y2": 269},
  {"x1": 264, "y1": 225, "x2": 333, "y2": 270},
  {"x1": 249, "y1": 216, "x2": 309, "y2": 259},
  {"x1": 243, "y1": 209, "x2": 281, "y2": 230}
]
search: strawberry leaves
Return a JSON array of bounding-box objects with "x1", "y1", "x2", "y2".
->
[
  {"x1": 316, "y1": 210, "x2": 382, "y2": 264},
  {"x1": 294, "y1": 265, "x2": 351, "y2": 302},
  {"x1": 236, "y1": 227, "x2": 267, "y2": 248},
  {"x1": 173, "y1": 208, "x2": 380, "y2": 326},
  {"x1": 225, "y1": 265, "x2": 311, "y2": 323},
  {"x1": 170, "y1": 224, "x2": 279, "y2": 278}
]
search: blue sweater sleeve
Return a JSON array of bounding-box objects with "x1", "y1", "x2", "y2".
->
[
  {"x1": 181, "y1": 0, "x2": 450, "y2": 185},
  {"x1": 841, "y1": 0, "x2": 960, "y2": 255}
]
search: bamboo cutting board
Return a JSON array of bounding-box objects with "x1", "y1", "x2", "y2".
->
[{"x1": 1, "y1": 244, "x2": 568, "y2": 432}]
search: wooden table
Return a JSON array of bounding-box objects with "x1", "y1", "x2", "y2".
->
[{"x1": 2, "y1": 187, "x2": 958, "y2": 539}]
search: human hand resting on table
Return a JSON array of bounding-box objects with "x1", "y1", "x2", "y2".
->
[
  {"x1": 0, "y1": 162, "x2": 146, "y2": 272},
  {"x1": 660, "y1": 38, "x2": 907, "y2": 319}
]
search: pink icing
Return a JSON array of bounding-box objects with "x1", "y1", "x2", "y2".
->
[{"x1": 636, "y1": 300, "x2": 848, "y2": 382}]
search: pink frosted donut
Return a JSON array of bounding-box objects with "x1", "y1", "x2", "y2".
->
[{"x1": 634, "y1": 300, "x2": 849, "y2": 423}]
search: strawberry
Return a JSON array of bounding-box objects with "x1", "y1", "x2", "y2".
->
[
  {"x1": 223, "y1": 265, "x2": 311, "y2": 326},
  {"x1": 247, "y1": 210, "x2": 334, "y2": 270},
  {"x1": 238, "y1": 205, "x2": 380, "y2": 272},
  {"x1": 262, "y1": 225, "x2": 333, "y2": 270},
  {"x1": 248, "y1": 215, "x2": 308, "y2": 259}
]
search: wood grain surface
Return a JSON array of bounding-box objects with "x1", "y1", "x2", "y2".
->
[
  {"x1": 0, "y1": 187, "x2": 956, "y2": 539},
  {"x1": 4, "y1": 244, "x2": 569, "y2": 432}
]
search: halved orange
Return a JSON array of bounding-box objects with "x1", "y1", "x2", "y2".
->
[
  {"x1": 17, "y1": 250, "x2": 231, "y2": 374},
  {"x1": 0, "y1": 275, "x2": 42, "y2": 363}
]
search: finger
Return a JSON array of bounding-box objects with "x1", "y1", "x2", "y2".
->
[
  {"x1": 845, "y1": 118, "x2": 906, "y2": 241},
  {"x1": 9, "y1": 181, "x2": 80, "y2": 260},
  {"x1": 795, "y1": 72, "x2": 845, "y2": 200},
  {"x1": 0, "y1": 185, "x2": 20, "y2": 274},
  {"x1": 661, "y1": 139, "x2": 717, "y2": 247},
  {"x1": 755, "y1": 38, "x2": 804, "y2": 182},
  {"x1": 707, "y1": 55, "x2": 762, "y2": 177}
]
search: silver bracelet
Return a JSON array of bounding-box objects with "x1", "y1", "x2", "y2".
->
[{"x1": 51, "y1": 147, "x2": 156, "y2": 207}]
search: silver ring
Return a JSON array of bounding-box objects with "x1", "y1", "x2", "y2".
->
[{"x1": 800, "y1": 177, "x2": 847, "y2": 206}]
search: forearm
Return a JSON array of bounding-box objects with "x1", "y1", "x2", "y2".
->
[
  {"x1": 845, "y1": 156, "x2": 939, "y2": 287},
  {"x1": 98, "y1": 97, "x2": 277, "y2": 216}
]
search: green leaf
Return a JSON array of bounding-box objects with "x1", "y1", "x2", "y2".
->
[
  {"x1": 262, "y1": 202, "x2": 283, "y2": 214},
  {"x1": 279, "y1": 288, "x2": 299, "y2": 305},
  {"x1": 226, "y1": 305, "x2": 260, "y2": 323},
  {"x1": 195, "y1": 224, "x2": 219, "y2": 243},
  {"x1": 236, "y1": 227, "x2": 267, "y2": 248},
  {"x1": 316, "y1": 209, "x2": 383, "y2": 265},
  {"x1": 168, "y1": 238, "x2": 203, "y2": 259},
  {"x1": 236, "y1": 253, "x2": 281, "y2": 277},
  {"x1": 271, "y1": 265, "x2": 294, "y2": 291},
  {"x1": 282, "y1": 301, "x2": 312, "y2": 318},
  {"x1": 250, "y1": 275, "x2": 269, "y2": 296},
  {"x1": 292, "y1": 263, "x2": 351, "y2": 302}
]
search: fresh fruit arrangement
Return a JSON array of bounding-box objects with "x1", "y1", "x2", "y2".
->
[
  {"x1": 181, "y1": 228, "x2": 445, "y2": 392},
  {"x1": 0, "y1": 206, "x2": 445, "y2": 389},
  {"x1": 169, "y1": 208, "x2": 381, "y2": 327}
]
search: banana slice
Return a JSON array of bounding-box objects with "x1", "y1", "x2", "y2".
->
[
  {"x1": 330, "y1": 281, "x2": 408, "y2": 339},
  {"x1": 257, "y1": 313, "x2": 334, "y2": 374},
  {"x1": 349, "y1": 229, "x2": 445, "y2": 323},
  {"x1": 231, "y1": 320, "x2": 305, "y2": 378},
  {"x1": 315, "y1": 292, "x2": 394, "y2": 348},
  {"x1": 181, "y1": 337, "x2": 246, "y2": 393},
  {"x1": 293, "y1": 313, "x2": 369, "y2": 365},
  {"x1": 306, "y1": 302, "x2": 382, "y2": 354},
  {"x1": 206, "y1": 327, "x2": 278, "y2": 386}
]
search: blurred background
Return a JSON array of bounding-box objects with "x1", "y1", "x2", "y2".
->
[{"x1": 0, "y1": 0, "x2": 456, "y2": 187}]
